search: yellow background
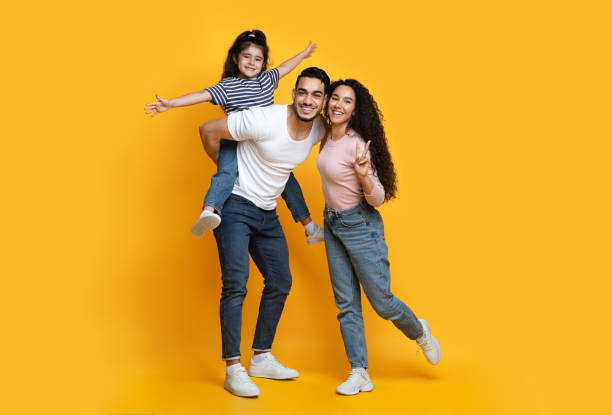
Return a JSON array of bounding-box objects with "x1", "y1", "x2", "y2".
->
[{"x1": 2, "y1": 1, "x2": 611, "y2": 414}]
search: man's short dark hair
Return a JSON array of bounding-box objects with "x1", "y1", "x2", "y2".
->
[{"x1": 295, "y1": 67, "x2": 330, "y2": 95}]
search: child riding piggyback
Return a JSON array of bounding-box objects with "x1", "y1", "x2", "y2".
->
[{"x1": 146, "y1": 30, "x2": 324, "y2": 243}]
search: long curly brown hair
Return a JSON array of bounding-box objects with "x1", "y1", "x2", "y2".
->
[{"x1": 324, "y1": 79, "x2": 397, "y2": 201}]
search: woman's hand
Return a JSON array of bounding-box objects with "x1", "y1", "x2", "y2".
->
[
  {"x1": 145, "y1": 94, "x2": 172, "y2": 116},
  {"x1": 353, "y1": 140, "x2": 372, "y2": 178}
]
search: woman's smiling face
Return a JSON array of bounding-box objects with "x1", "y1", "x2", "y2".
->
[{"x1": 328, "y1": 85, "x2": 356, "y2": 126}]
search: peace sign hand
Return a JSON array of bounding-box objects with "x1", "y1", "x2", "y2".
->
[
  {"x1": 353, "y1": 140, "x2": 372, "y2": 178},
  {"x1": 145, "y1": 94, "x2": 172, "y2": 117}
]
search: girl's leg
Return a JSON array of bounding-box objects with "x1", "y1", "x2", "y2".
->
[
  {"x1": 191, "y1": 140, "x2": 238, "y2": 236},
  {"x1": 204, "y1": 139, "x2": 238, "y2": 213},
  {"x1": 281, "y1": 173, "x2": 310, "y2": 222},
  {"x1": 323, "y1": 217, "x2": 369, "y2": 369},
  {"x1": 282, "y1": 173, "x2": 323, "y2": 243}
]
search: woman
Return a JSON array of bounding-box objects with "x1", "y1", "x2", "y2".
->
[{"x1": 317, "y1": 79, "x2": 441, "y2": 395}]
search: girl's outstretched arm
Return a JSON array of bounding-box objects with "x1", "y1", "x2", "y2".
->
[
  {"x1": 276, "y1": 41, "x2": 317, "y2": 79},
  {"x1": 145, "y1": 90, "x2": 212, "y2": 116}
]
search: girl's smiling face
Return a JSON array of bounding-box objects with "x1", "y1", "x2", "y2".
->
[{"x1": 235, "y1": 44, "x2": 264, "y2": 79}]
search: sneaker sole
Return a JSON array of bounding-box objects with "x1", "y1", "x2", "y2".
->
[
  {"x1": 426, "y1": 337, "x2": 441, "y2": 365},
  {"x1": 190, "y1": 215, "x2": 221, "y2": 237},
  {"x1": 248, "y1": 369, "x2": 299, "y2": 380},
  {"x1": 223, "y1": 383, "x2": 260, "y2": 398},
  {"x1": 336, "y1": 382, "x2": 374, "y2": 395}
]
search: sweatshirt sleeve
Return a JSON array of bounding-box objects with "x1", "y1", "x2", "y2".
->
[{"x1": 363, "y1": 157, "x2": 386, "y2": 207}]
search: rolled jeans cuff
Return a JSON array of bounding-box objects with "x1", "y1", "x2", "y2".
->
[
  {"x1": 222, "y1": 355, "x2": 241, "y2": 361},
  {"x1": 252, "y1": 348, "x2": 272, "y2": 352},
  {"x1": 291, "y1": 210, "x2": 310, "y2": 223}
]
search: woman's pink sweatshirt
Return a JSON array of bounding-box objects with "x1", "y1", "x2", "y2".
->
[{"x1": 316, "y1": 129, "x2": 385, "y2": 211}]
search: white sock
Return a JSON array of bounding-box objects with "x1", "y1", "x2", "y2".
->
[
  {"x1": 304, "y1": 221, "x2": 318, "y2": 235},
  {"x1": 226, "y1": 363, "x2": 244, "y2": 375},
  {"x1": 251, "y1": 352, "x2": 271, "y2": 363}
]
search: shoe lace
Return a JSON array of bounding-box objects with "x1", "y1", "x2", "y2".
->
[
  {"x1": 346, "y1": 369, "x2": 368, "y2": 384},
  {"x1": 234, "y1": 367, "x2": 252, "y2": 384},
  {"x1": 416, "y1": 333, "x2": 432, "y2": 356}
]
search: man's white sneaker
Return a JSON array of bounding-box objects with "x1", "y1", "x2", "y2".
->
[
  {"x1": 307, "y1": 224, "x2": 324, "y2": 244},
  {"x1": 417, "y1": 318, "x2": 441, "y2": 365},
  {"x1": 248, "y1": 353, "x2": 299, "y2": 380},
  {"x1": 224, "y1": 366, "x2": 260, "y2": 397},
  {"x1": 336, "y1": 368, "x2": 374, "y2": 395},
  {"x1": 190, "y1": 210, "x2": 221, "y2": 236}
]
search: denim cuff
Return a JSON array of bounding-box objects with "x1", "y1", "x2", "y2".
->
[
  {"x1": 202, "y1": 200, "x2": 224, "y2": 215},
  {"x1": 291, "y1": 210, "x2": 310, "y2": 223},
  {"x1": 252, "y1": 348, "x2": 272, "y2": 352},
  {"x1": 222, "y1": 355, "x2": 241, "y2": 361}
]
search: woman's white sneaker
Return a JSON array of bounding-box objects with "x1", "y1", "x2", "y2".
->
[
  {"x1": 224, "y1": 366, "x2": 260, "y2": 397},
  {"x1": 336, "y1": 368, "x2": 374, "y2": 395},
  {"x1": 190, "y1": 210, "x2": 221, "y2": 236},
  {"x1": 248, "y1": 353, "x2": 299, "y2": 379},
  {"x1": 416, "y1": 319, "x2": 441, "y2": 365}
]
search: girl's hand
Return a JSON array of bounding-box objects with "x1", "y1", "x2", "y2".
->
[
  {"x1": 302, "y1": 41, "x2": 317, "y2": 59},
  {"x1": 145, "y1": 94, "x2": 172, "y2": 116},
  {"x1": 353, "y1": 140, "x2": 372, "y2": 178}
]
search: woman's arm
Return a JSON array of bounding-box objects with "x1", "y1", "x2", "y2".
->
[
  {"x1": 145, "y1": 90, "x2": 212, "y2": 116},
  {"x1": 276, "y1": 41, "x2": 316, "y2": 79},
  {"x1": 353, "y1": 140, "x2": 385, "y2": 207}
]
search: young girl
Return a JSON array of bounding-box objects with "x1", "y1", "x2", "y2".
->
[
  {"x1": 145, "y1": 30, "x2": 324, "y2": 243},
  {"x1": 318, "y1": 79, "x2": 441, "y2": 395}
]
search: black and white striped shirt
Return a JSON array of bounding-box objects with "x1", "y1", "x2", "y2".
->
[{"x1": 206, "y1": 68, "x2": 280, "y2": 114}]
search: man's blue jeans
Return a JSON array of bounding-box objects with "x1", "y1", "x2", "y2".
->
[
  {"x1": 204, "y1": 140, "x2": 310, "y2": 221},
  {"x1": 213, "y1": 194, "x2": 292, "y2": 360},
  {"x1": 323, "y1": 199, "x2": 423, "y2": 369}
]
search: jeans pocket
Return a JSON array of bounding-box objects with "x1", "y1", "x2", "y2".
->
[{"x1": 338, "y1": 212, "x2": 366, "y2": 228}]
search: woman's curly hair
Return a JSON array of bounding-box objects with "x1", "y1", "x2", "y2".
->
[{"x1": 325, "y1": 79, "x2": 397, "y2": 201}]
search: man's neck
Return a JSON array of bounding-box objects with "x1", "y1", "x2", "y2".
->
[{"x1": 286, "y1": 105, "x2": 315, "y2": 141}]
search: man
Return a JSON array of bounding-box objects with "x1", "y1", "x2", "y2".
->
[{"x1": 199, "y1": 67, "x2": 330, "y2": 397}]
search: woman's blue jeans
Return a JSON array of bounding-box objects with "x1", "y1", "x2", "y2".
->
[
  {"x1": 323, "y1": 199, "x2": 424, "y2": 369},
  {"x1": 204, "y1": 140, "x2": 310, "y2": 222}
]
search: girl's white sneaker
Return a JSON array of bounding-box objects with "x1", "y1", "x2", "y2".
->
[{"x1": 190, "y1": 210, "x2": 221, "y2": 236}]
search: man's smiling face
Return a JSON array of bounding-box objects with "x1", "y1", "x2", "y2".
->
[{"x1": 292, "y1": 77, "x2": 326, "y2": 122}]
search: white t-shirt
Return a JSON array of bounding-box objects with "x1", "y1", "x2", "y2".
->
[{"x1": 227, "y1": 104, "x2": 324, "y2": 210}]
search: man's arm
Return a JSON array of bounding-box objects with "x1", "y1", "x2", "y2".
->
[{"x1": 199, "y1": 117, "x2": 233, "y2": 163}]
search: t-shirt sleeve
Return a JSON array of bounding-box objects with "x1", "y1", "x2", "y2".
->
[
  {"x1": 260, "y1": 68, "x2": 280, "y2": 90},
  {"x1": 205, "y1": 80, "x2": 228, "y2": 106},
  {"x1": 227, "y1": 106, "x2": 269, "y2": 142}
]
